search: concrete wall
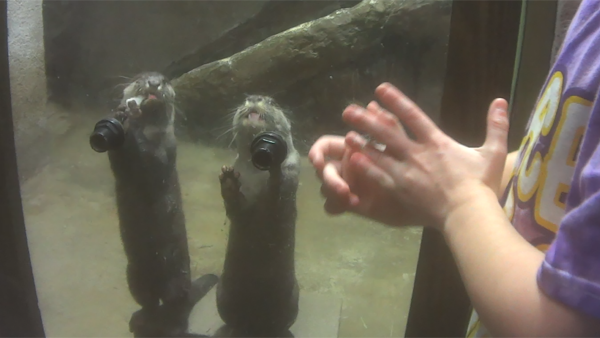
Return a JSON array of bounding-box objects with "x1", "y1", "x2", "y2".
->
[{"x1": 7, "y1": 0, "x2": 69, "y2": 181}]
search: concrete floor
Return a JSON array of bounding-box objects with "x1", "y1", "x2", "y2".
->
[{"x1": 18, "y1": 112, "x2": 423, "y2": 337}]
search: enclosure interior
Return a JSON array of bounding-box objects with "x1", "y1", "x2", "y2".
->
[{"x1": 7, "y1": 1, "x2": 451, "y2": 336}]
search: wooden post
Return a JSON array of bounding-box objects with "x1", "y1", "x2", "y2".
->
[{"x1": 404, "y1": 1, "x2": 523, "y2": 337}]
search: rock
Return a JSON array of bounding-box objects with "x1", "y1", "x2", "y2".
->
[
  {"x1": 201, "y1": 34, "x2": 448, "y2": 154},
  {"x1": 163, "y1": 0, "x2": 361, "y2": 80},
  {"x1": 171, "y1": 0, "x2": 452, "y2": 148}
]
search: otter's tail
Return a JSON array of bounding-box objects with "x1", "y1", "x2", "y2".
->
[
  {"x1": 165, "y1": 274, "x2": 219, "y2": 327},
  {"x1": 185, "y1": 273, "x2": 219, "y2": 312},
  {"x1": 172, "y1": 274, "x2": 219, "y2": 337},
  {"x1": 180, "y1": 274, "x2": 218, "y2": 335}
]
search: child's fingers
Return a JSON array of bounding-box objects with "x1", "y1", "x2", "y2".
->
[
  {"x1": 315, "y1": 160, "x2": 342, "y2": 180},
  {"x1": 366, "y1": 100, "x2": 410, "y2": 142},
  {"x1": 348, "y1": 151, "x2": 397, "y2": 191},
  {"x1": 346, "y1": 133, "x2": 406, "y2": 181},
  {"x1": 319, "y1": 156, "x2": 362, "y2": 213},
  {"x1": 375, "y1": 83, "x2": 443, "y2": 143},
  {"x1": 342, "y1": 104, "x2": 413, "y2": 158},
  {"x1": 345, "y1": 131, "x2": 368, "y2": 150},
  {"x1": 324, "y1": 197, "x2": 350, "y2": 215},
  {"x1": 308, "y1": 135, "x2": 347, "y2": 171},
  {"x1": 321, "y1": 162, "x2": 352, "y2": 200}
]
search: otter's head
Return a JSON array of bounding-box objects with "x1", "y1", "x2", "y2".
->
[
  {"x1": 122, "y1": 72, "x2": 175, "y2": 103},
  {"x1": 232, "y1": 95, "x2": 292, "y2": 148},
  {"x1": 121, "y1": 72, "x2": 176, "y2": 127}
]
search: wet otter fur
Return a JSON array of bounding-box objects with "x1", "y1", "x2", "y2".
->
[
  {"x1": 106, "y1": 72, "x2": 217, "y2": 337},
  {"x1": 216, "y1": 95, "x2": 300, "y2": 337}
]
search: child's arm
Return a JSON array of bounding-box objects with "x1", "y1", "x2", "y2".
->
[
  {"x1": 341, "y1": 83, "x2": 600, "y2": 336},
  {"x1": 443, "y1": 184, "x2": 599, "y2": 337}
]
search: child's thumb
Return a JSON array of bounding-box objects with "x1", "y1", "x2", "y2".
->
[{"x1": 483, "y1": 98, "x2": 509, "y2": 158}]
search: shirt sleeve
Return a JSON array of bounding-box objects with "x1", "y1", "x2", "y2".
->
[{"x1": 537, "y1": 134, "x2": 600, "y2": 320}]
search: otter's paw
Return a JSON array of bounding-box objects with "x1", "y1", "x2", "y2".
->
[
  {"x1": 113, "y1": 106, "x2": 129, "y2": 121},
  {"x1": 126, "y1": 98, "x2": 140, "y2": 111},
  {"x1": 129, "y1": 309, "x2": 149, "y2": 334},
  {"x1": 219, "y1": 166, "x2": 241, "y2": 188},
  {"x1": 219, "y1": 166, "x2": 244, "y2": 209},
  {"x1": 128, "y1": 105, "x2": 143, "y2": 119},
  {"x1": 140, "y1": 97, "x2": 167, "y2": 115},
  {"x1": 114, "y1": 102, "x2": 140, "y2": 121}
]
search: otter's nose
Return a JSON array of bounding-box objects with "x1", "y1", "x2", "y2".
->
[
  {"x1": 148, "y1": 79, "x2": 161, "y2": 89},
  {"x1": 247, "y1": 96, "x2": 264, "y2": 104}
]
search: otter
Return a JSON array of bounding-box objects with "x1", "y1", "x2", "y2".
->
[
  {"x1": 130, "y1": 274, "x2": 219, "y2": 337},
  {"x1": 216, "y1": 95, "x2": 300, "y2": 337},
  {"x1": 105, "y1": 72, "x2": 217, "y2": 337}
]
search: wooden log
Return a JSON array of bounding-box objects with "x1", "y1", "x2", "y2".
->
[
  {"x1": 163, "y1": 0, "x2": 361, "y2": 80},
  {"x1": 171, "y1": 0, "x2": 452, "y2": 142}
]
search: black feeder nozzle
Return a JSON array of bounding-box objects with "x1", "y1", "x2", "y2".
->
[
  {"x1": 89, "y1": 117, "x2": 126, "y2": 153},
  {"x1": 250, "y1": 132, "x2": 288, "y2": 171}
]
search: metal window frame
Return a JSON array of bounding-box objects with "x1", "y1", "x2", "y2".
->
[{"x1": 0, "y1": 0, "x2": 45, "y2": 336}]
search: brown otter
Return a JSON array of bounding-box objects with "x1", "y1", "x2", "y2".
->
[
  {"x1": 216, "y1": 95, "x2": 300, "y2": 337},
  {"x1": 105, "y1": 72, "x2": 217, "y2": 337}
]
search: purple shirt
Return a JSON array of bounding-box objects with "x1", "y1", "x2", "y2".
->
[
  {"x1": 467, "y1": 2, "x2": 600, "y2": 335},
  {"x1": 501, "y1": 0, "x2": 600, "y2": 321}
]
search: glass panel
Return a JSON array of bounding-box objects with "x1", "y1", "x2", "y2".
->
[{"x1": 8, "y1": 1, "x2": 452, "y2": 336}]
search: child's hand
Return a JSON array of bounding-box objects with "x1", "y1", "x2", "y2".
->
[
  {"x1": 308, "y1": 135, "x2": 354, "y2": 213},
  {"x1": 342, "y1": 83, "x2": 509, "y2": 228},
  {"x1": 309, "y1": 136, "x2": 422, "y2": 227}
]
